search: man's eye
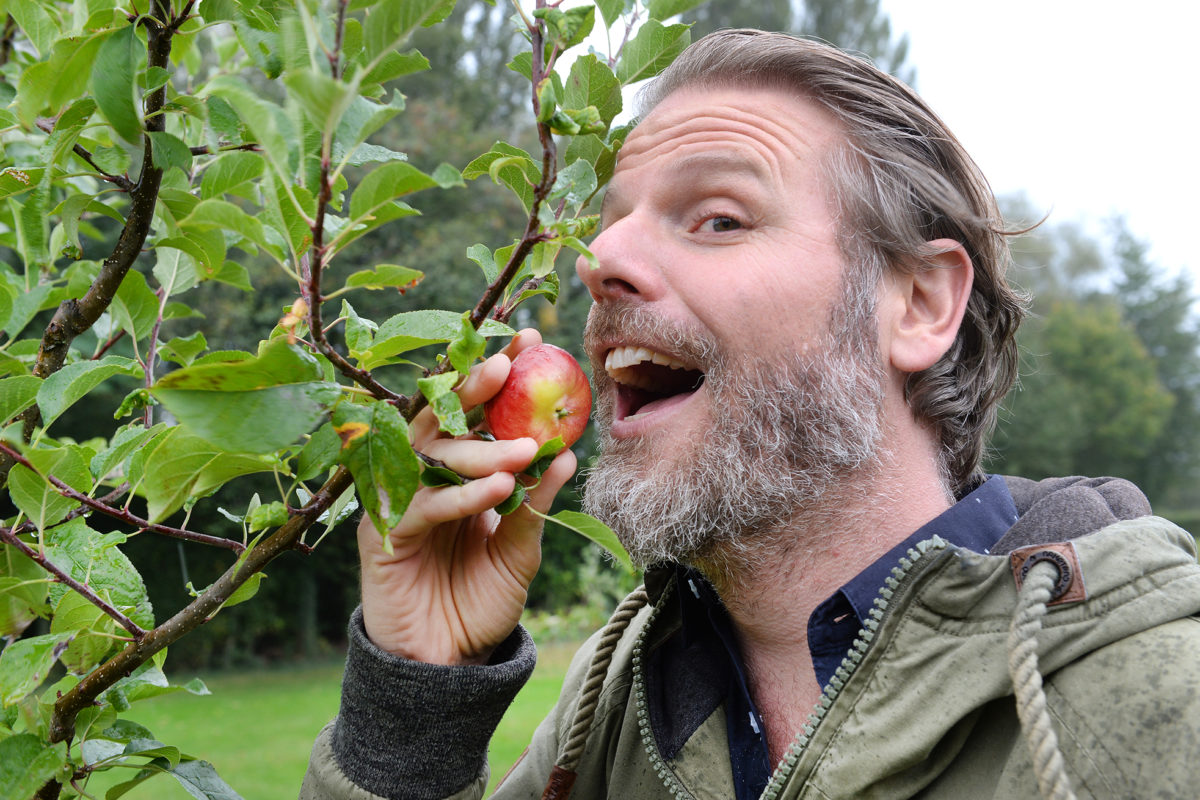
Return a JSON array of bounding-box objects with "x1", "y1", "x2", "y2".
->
[{"x1": 706, "y1": 216, "x2": 741, "y2": 232}]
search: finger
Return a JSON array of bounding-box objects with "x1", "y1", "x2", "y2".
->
[
  {"x1": 421, "y1": 437, "x2": 539, "y2": 479},
  {"x1": 524, "y1": 449, "x2": 578, "y2": 515},
  {"x1": 455, "y1": 352, "x2": 512, "y2": 410},
  {"x1": 499, "y1": 328, "x2": 543, "y2": 360},
  {"x1": 390, "y1": 472, "x2": 517, "y2": 540}
]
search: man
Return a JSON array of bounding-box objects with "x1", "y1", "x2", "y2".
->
[{"x1": 303, "y1": 30, "x2": 1200, "y2": 800}]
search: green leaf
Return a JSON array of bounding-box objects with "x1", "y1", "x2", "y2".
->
[
  {"x1": 447, "y1": 313, "x2": 486, "y2": 374},
  {"x1": 545, "y1": 510, "x2": 635, "y2": 574},
  {"x1": 595, "y1": 0, "x2": 624, "y2": 28},
  {"x1": 348, "y1": 162, "x2": 437, "y2": 221},
  {"x1": 418, "y1": 463, "x2": 464, "y2": 488},
  {"x1": 360, "y1": 311, "x2": 514, "y2": 370},
  {"x1": 2, "y1": 282, "x2": 51, "y2": 340},
  {"x1": 344, "y1": 264, "x2": 424, "y2": 292},
  {"x1": 0, "y1": 632, "x2": 75, "y2": 706},
  {"x1": 495, "y1": 483, "x2": 525, "y2": 516},
  {"x1": 462, "y1": 142, "x2": 539, "y2": 211},
  {"x1": 534, "y1": 5, "x2": 594, "y2": 51},
  {"x1": 90, "y1": 424, "x2": 163, "y2": 482},
  {"x1": 37, "y1": 356, "x2": 143, "y2": 430},
  {"x1": 564, "y1": 133, "x2": 619, "y2": 186},
  {"x1": 647, "y1": 0, "x2": 708, "y2": 20},
  {"x1": 0, "y1": 735, "x2": 68, "y2": 800},
  {"x1": 159, "y1": 332, "x2": 209, "y2": 367},
  {"x1": 341, "y1": 299, "x2": 376, "y2": 355},
  {"x1": 148, "y1": 131, "x2": 194, "y2": 175},
  {"x1": 7, "y1": 2, "x2": 57, "y2": 57},
  {"x1": 111, "y1": 269, "x2": 161, "y2": 341},
  {"x1": 153, "y1": 245, "x2": 201, "y2": 297},
  {"x1": 431, "y1": 162, "x2": 465, "y2": 188},
  {"x1": 43, "y1": 519, "x2": 152, "y2": 628},
  {"x1": 51, "y1": 590, "x2": 116, "y2": 675},
  {"x1": 167, "y1": 758, "x2": 246, "y2": 800},
  {"x1": 135, "y1": 428, "x2": 278, "y2": 522},
  {"x1": 417, "y1": 371, "x2": 468, "y2": 437},
  {"x1": 0, "y1": 375, "x2": 41, "y2": 422},
  {"x1": 333, "y1": 400, "x2": 420, "y2": 536},
  {"x1": 333, "y1": 141, "x2": 409, "y2": 167},
  {"x1": 90, "y1": 25, "x2": 142, "y2": 146},
  {"x1": 561, "y1": 235, "x2": 599, "y2": 271},
  {"x1": 361, "y1": 48, "x2": 430, "y2": 85},
  {"x1": 179, "y1": 199, "x2": 272, "y2": 254},
  {"x1": 466, "y1": 243, "x2": 500, "y2": 284},
  {"x1": 207, "y1": 77, "x2": 294, "y2": 183},
  {"x1": 0, "y1": 546, "x2": 47, "y2": 640},
  {"x1": 295, "y1": 422, "x2": 341, "y2": 481},
  {"x1": 333, "y1": 91, "x2": 408, "y2": 158},
  {"x1": 200, "y1": 151, "x2": 265, "y2": 200},
  {"x1": 9, "y1": 446, "x2": 93, "y2": 531},
  {"x1": 616, "y1": 20, "x2": 691, "y2": 86},
  {"x1": 550, "y1": 158, "x2": 598, "y2": 214},
  {"x1": 507, "y1": 52, "x2": 532, "y2": 80},
  {"x1": 564, "y1": 54, "x2": 622, "y2": 127},
  {"x1": 247, "y1": 501, "x2": 288, "y2": 532},
  {"x1": 0, "y1": 167, "x2": 44, "y2": 201},
  {"x1": 283, "y1": 68, "x2": 356, "y2": 134},
  {"x1": 363, "y1": 0, "x2": 456, "y2": 60},
  {"x1": 152, "y1": 339, "x2": 341, "y2": 454}
]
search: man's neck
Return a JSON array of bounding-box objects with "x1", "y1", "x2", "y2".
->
[{"x1": 694, "y1": 452, "x2": 953, "y2": 762}]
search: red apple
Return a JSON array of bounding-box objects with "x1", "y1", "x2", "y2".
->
[{"x1": 484, "y1": 343, "x2": 592, "y2": 448}]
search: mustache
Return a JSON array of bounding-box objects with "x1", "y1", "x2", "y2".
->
[{"x1": 582, "y1": 302, "x2": 720, "y2": 371}]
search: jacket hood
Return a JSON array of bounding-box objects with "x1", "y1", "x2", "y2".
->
[{"x1": 995, "y1": 475, "x2": 1154, "y2": 553}]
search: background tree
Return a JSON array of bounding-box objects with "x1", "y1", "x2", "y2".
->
[{"x1": 988, "y1": 199, "x2": 1200, "y2": 515}]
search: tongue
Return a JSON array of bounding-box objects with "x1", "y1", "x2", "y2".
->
[{"x1": 631, "y1": 389, "x2": 695, "y2": 418}]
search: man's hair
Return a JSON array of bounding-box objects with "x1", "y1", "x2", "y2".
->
[{"x1": 637, "y1": 29, "x2": 1026, "y2": 493}]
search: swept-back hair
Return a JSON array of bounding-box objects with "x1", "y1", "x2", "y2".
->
[{"x1": 638, "y1": 29, "x2": 1026, "y2": 493}]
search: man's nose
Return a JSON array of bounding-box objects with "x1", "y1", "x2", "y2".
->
[{"x1": 575, "y1": 215, "x2": 665, "y2": 303}]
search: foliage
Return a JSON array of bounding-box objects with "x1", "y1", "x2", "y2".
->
[
  {"x1": 988, "y1": 203, "x2": 1200, "y2": 507},
  {"x1": 0, "y1": 1, "x2": 681, "y2": 796}
]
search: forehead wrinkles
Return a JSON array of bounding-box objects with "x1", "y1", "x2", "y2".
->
[{"x1": 618, "y1": 99, "x2": 832, "y2": 179}]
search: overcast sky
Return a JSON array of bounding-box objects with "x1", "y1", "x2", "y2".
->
[{"x1": 880, "y1": 0, "x2": 1199, "y2": 282}]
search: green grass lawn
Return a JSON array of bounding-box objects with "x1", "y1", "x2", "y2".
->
[{"x1": 81, "y1": 642, "x2": 578, "y2": 800}]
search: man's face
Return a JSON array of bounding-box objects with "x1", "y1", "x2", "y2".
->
[{"x1": 577, "y1": 85, "x2": 888, "y2": 568}]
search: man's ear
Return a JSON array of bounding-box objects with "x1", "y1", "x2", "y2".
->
[{"x1": 883, "y1": 239, "x2": 973, "y2": 373}]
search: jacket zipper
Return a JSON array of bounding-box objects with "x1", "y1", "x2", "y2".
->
[
  {"x1": 758, "y1": 535, "x2": 948, "y2": 800},
  {"x1": 629, "y1": 537, "x2": 949, "y2": 799}
]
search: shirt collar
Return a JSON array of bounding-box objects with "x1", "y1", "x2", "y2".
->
[{"x1": 676, "y1": 475, "x2": 1019, "y2": 658}]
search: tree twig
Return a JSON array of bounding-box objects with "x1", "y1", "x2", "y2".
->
[
  {"x1": 0, "y1": 527, "x2": 148, "y2": 640},
  {"x1": 0, "y1": 442, "x2": 245, "y2": 553},
  {"x1": 35, "y1": 118, "x2": 134, "y2": 192},
  {"x1": 398, "y1": 6, "x2": 559, "y2": 422}
]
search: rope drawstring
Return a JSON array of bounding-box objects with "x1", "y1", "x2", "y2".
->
[
  {"x1": 540, "y1": 586, "x2": 650, "y2": 800},
  {"x1": 1008, "y1": 558, "x2": 1077, "y2": 800}
]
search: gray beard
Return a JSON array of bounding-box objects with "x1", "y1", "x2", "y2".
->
[{"x1": 581, "y1": 297, "x2": 886, "y2": 572}]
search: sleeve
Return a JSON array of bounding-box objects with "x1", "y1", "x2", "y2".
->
[{"x1": 299, "y1": 607, "x2": 537, "y2": 800}]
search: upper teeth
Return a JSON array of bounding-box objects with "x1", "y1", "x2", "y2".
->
[{"x1": 605, "y1": 346, "x2": 689, "y2": 372}]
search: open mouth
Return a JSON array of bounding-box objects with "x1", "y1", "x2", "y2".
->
[{"x1": 604, "y1": 345, "x2": 705, "y2": 421}]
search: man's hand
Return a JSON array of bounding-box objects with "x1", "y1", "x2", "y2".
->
[{"x1": 358, "y1": 329, "x2": 579, "y2": 665}]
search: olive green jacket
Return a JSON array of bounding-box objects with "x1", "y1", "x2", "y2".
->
[{"x1": 302, "y1": 478, "x2": 1200, "y2": 799}]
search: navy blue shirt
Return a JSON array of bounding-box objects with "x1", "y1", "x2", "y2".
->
[{"x1": 672, "y1": 476, "x2": 1019, "y2": 800}]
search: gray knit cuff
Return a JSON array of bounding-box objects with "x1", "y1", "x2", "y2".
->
[{"x1": 330, "y1": 607, "x2": 536, "y2": 800}]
